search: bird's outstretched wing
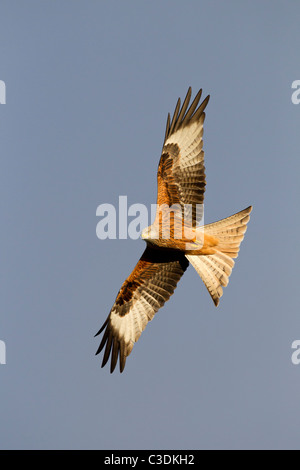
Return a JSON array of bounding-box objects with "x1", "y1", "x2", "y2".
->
[
  {"x1": 156, "y1": 87, "x2": 209, "y2": 227},
  {"x1": 95, "y1": 247, "x2": 189, "y2": 372}
]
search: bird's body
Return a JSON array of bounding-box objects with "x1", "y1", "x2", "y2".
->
[{"x1": 96, "y1": 88, "x2": 252, "y2": 373}]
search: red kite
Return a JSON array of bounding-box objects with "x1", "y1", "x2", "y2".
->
[{"x1": 96, "y1": 87, "x2": 252, "y2": 372}]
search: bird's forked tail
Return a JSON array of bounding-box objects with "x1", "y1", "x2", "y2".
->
[{"x1": 185, "y1": 206, "x2": 252, "y2": 306}]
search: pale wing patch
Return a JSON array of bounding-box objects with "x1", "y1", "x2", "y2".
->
[
  {"x1": 156, "y1": 89, "x2": 209, "y2": 227},
  {"x1": 96, "y1": 250, "x2": 188, "y2": 372},
  {"x1": 164, "y1": 116, "x2": 205, "y2": 170}
]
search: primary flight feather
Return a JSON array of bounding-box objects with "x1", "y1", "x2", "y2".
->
[{"x1": 96, "y1": 87, "x2": 252, "y2": 373}]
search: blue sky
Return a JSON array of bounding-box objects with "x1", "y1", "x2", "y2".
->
[{"x1": 1, "y1": 1, "x2": 300, "y2": 449}]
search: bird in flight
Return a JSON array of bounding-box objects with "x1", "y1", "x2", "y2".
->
[{"x1": 96, "y1": 87, "x2": 252, "y2": 373}]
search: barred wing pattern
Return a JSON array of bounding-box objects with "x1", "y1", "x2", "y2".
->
[
  {"x1": 156, "y1": 87, "x2": 210, "y2": 227},
  {"x1": 96, "y1": 87, "x2": 252, "y2": 373},
  {"x1": 96, "y1": 247, "x2": 189, "y2": 373}
]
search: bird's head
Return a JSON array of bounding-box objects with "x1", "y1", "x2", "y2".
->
[{"x1": 141, "y1": 225, "x2": 159, "y2": 242}]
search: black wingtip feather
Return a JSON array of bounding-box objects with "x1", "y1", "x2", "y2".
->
[
  {"x1": 96, "y1": 325, "x2": 110, "y2": 356},
  {"x1": 174, "y1": 87, "x2": 192, "y2": 132},
  {"x1": 181, "y1": 88, "x2": 202, "y2": 124},
  {"x1": 164, "y1": 87, "x2": 209, "y2": 144},
  {"x1": 119, "y1": 341, "x2": 126, "y2": 373},
  {"x1": 110, "y1": 337, "x2": 119, "y2": 373},
  {"x1": 94, "y1": 316, "x2": 109, "y2": 337},
  {"x1": 168, "y1": 97, "x2": 181, "y2": 136},
  {"x1": 164, "y1": 112, "x2": 170, "y2": 143},
  {"x1": 101, "y1": 330, "x2": 113, "y2": 368},
  {"x1": 191, "y1": 95, "x2": 210, "y2": 122}
]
